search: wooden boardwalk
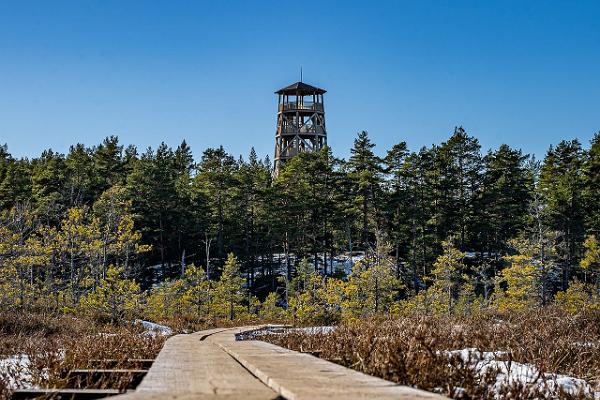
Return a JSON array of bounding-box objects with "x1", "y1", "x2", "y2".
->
[{"x1": 115, "y1": 327, "x2": 446, "y2": 400}]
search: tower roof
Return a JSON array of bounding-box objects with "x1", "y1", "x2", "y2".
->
[{"x1": 275, "y1": 81, "x2": 326, "y2": 95}]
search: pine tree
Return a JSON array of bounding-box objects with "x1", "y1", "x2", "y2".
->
[
  {"x1": 0, "y1": 145, "x2": 15, "y2": 210},
  {"x1": 344, "y1": 240, "x2": 402, "y2": 317},
  {"x1": 583, "y1": 133, "x2": 600, "y2": 235},
  {"x1": 194, "y1": 147, "x2": 238, "y2": 263},
  {"x1": 580, "y1": 235, "x2": 600, "y2": 286},
  {"x1": 0, "y1": 146, "x2": 31, "y2": 210},
  {"x1": 498, "y1": 237, "x2": 559, "y2": 310},
  {"x1": 259, "y1": 292, "x2": 285, "y2": 320},
  {"x1": 273, "y1": 148, "x2": 341, "y2": 275},
  {"x1": 383, "y1": 142, "x2": 410, "y2": 280},
  {"x1": 427, "y1": 240, "x2": 466, "y2": 314},
  {"x1": 93, "y1": 136, "x2": 124, "y2": 192},
  {"x1": 403, "y1": 148, "x2": 439, "y2": 290},
  {"x1": 65, "y1": 144, "x2": 96, "y2": 206},
  {"x1": 213, "y1": 253, "x2": 246, "y2": 320},
  {"x1": 284, "y1": 258, "x2": 341, "y2": 324},
  {"x1": 58, "y1": 207, "x2": 103, "y2": 302},
  {"x1": 347, "y1": 131, "x2": 383, "y2": 252},
  {"x1": 539, "y1": 140, "x2": 585, "y2": 289},
  {"x1": 31, "y1": 150, "x2": 67, "y2": 222},
  {"x1": 478, "y1": 144, "x2": 532, "y2": 258},
  {"x1": 181, "y1": 264, "x2": 210, "y2": 317},
  {"x1": 145, "y1": 279, "x2": 186, "y2": 321},
  {"x1": 172, "y1": 140, "x2": 198, "y2": 275},
  {"x1": 232, "y1": 147, "x2": 272, "y2": 290},
  {"x1": 126, "y1": 144, "x2": 186, "y2": 280},
  {"x1": 0, "y1": 206, "x2": 38, "y2": 308},
  {"x1": 436, "y1": 127, "x2": 483, "y2": 249},
  {"x1": 93, "y1": 186, "x2": 150, "y2": 277},
  {"x1": 79, "y1": 264, "x2": 142, "y2": 324},
  {"x1": 497, "y1": 255, "x2": 537, "y2": 312},
  {"x1": 554, "y1": 281, "x2": 600, "y2": 313}
]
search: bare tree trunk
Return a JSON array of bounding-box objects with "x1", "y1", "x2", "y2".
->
[{"x1": 180, "y1": 249, "x2": 186, "y2": 278}]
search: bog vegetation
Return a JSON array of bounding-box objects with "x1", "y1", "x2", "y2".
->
[
  {"x1": 264, "y1": 308, "x2": 600, "y2": 399},
  {"x1": 0, "y1": 128, "x2": 599, "y2": 397},
  {"x1": 0, "y1": 311, "x2": 165, "y2": 399}
]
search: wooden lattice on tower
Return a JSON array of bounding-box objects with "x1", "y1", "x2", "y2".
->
[{"x1": 273, "y1": 81, "x2": 327, "y2": 176}]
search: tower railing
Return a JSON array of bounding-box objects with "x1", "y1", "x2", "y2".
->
[
  {"x1": 278, "y1": 124, "x2": 325, "y2": 134},
  {"x1": 278, "y1": 102, "x2": 324, "y2": 112}
]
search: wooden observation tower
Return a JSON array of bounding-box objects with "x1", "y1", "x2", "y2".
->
[{"x1": 273, "y1": 81, "x2": 327, "y2": 176}]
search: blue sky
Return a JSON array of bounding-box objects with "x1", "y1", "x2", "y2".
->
[{"x1": 0, "y1": 1, "x2": 599, "y2": 160}]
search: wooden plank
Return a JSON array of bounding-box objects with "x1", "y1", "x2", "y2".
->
[
  {"x1": 112, "y1": 327, "x2": 446, "y2": 400},
  {"x1": 66, "y1": 369, "x2": 147, "y2": 390},
  {"x1": 113, "y1": 330, "x2": 277, "y2": 399},
  {"x1": 209, "y1": 327, "x2": 448, "y2": 400}
]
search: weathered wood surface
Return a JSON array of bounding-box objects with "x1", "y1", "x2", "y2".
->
[
  {"x1": 114, "y1": 328, "x2": 277, "y2": 400},
  {"x1": 113, "y1": 326, "x2": 446, "y2": 400}
]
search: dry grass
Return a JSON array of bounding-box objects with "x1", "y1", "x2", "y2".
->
[
  {"x1": 0, "y1": 311, "x2": 166, "y2": 399},
  {"x1": 263, "y1": 308, "x2": 600, "y2": 399},
  {"x1": 5, "y1": 308, "x2": 599, "y2": 399}
]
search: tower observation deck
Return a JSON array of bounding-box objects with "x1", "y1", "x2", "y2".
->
[{"x1": 273, "y1": 81, "x2": 327, "y2": 176}]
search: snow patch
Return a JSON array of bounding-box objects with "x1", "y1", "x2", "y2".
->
[
  {"x1": 236, "y1": 325, "x2": 335, "y2": 341},
  {"x1": 443, "y1": 348, "x2": 598, "y2": 398},
  {"x1": 0, "y1": 355, "x2": 33, "y2": 389},
  {"x1": 135, "y1": 320, "x2": 173, "y2": 336},
  {"x1": 288, "y1": 326, "x2": 335, "y2": 334},
  {"x1": 572, "y1": 341, "x2": 599, "y2": 348}
]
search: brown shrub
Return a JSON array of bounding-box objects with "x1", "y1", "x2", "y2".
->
[
  {"x1": 0, "y1": 311, "x2": 166, "y2": 399},
  {"x1": 263, "y1": 308, "x2": 600, "y2": 399}
]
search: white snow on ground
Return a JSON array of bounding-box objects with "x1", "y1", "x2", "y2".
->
[
  {"x1": 135, "y1": 320, "x2": 173, "y2": 336},
  {"x1": 572, "y1": 341, "x2": 599, "y2": 348},
  {"x1": 236, "y1": 325, "x2": 335, "y2": 340},
  {"x1": 288, "y1": 326, "x2": 335, "y2": 334},
  {"x1": 0, "y1": 355, "x2": 32, "y2": 389},
  {"x1": 443, "y1": 348, "x2": 599, "y2": 399},
  {"x1": 0, "y1": 351, "x2": 63, "y2": 389},
  {"x1": 335, "y1": 254, "x2": 366, "y2": 275},
  {"x1": 96, "y1": 332, "x2": 117, "y2": 337}
]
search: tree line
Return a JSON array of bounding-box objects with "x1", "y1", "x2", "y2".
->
[{"x1": 0, "y1": 127, "x2": 599, "y2": 321}]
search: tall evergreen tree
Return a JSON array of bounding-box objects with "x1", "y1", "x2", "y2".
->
[
  {"x1": 539, "y1": 140, "x2": 586, "y2": 289},
  {"x1": 233, "y1": 147, "x2": 273, "y2": 291},
  {"x1": 274, "y1": 147, "x2": 342, "y2": 276},
  {"x1": 194, "y1": 146, "x2": 238, "y2": 265},
  {"x1": 0, "y1": 145, "x2": 31, "y2": 210},
  {"x1": 347, "y1": 131, "x2": 383, "y2": 252},
  {"x1": 125, "y1": 144, "x2": 185, "y2": 281},
  {"x1": 383, "y1": 142, "x2": 410, "y2": 278},
  {"x1": 31, "y1": 149, "x2": 67, "y2": 223},
  {"x1": 65, "y1": 144, "x2": 96, "y2": 206},
  {"x1": 478, "y1": 144, "x2": 533, "y2": 259},
  {"x1": 436, "y1": 127, "x2": 483, "y2": 249},
  {"x1": 93, "y1": 136, "x2": 124, "y2": 192},
  {"x1": 583, "y1": 133, "x2": 600, "y2": 236}
]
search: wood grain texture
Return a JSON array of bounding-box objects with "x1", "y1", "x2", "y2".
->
[{"x1": 113, "y1": 326, "x2": 446, "y2": 400}]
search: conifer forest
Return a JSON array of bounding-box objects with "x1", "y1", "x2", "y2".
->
[{"x1": 1, "y1": 127, "x2": 599, "y2": 321}]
